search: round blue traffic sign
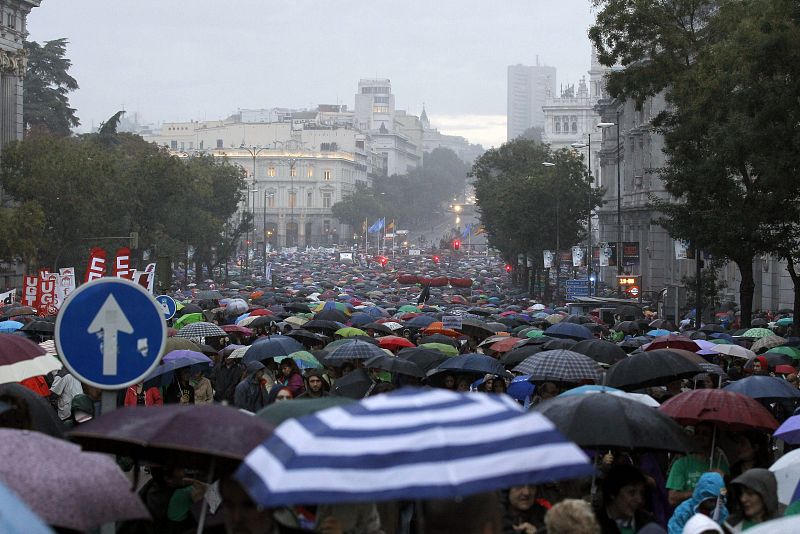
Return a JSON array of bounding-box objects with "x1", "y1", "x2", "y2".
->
[
  {"x1": 155, "y1": 295, "x2": 177, "y2": 320},
  {"x1": 55, "y1": 278, "x2": 167, "y2": 389}
]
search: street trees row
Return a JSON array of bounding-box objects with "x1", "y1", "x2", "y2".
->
[
  {"x1": 470, "y1": 139, "x2": 602, "y2": 298},
  {"x1": 591, "y1": 0, "x2": 800, "y2": 327}
]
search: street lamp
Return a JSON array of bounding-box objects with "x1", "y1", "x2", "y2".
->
[
  {"x1": 542, "y1": 161, "x2": 558, "y2": 302},
  {"x1": 571, "y1": 135, "x2": 594, "y2": 296},
  {"x1": 598, "y1": 114, "x2": 623, "y2": 291},
  {"x1": 241, "y1": 145, "x2": 269, "y2": 273},
  {"x1": 246, "y1": 184, "x2": 258, "y2": 276}
]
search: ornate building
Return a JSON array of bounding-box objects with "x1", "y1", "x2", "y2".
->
[{"x1": 0, "y1": 1, "x2": 39, "y2": 147}]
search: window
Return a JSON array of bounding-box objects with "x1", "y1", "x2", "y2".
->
[
  {"x1": 571, "y1": 116, "x2": 578, "y2": 133},
  {"x1": 373, "y1": 105, "x2": 389, "y2": 113},
  {"x1": 267, "y1": 192, "x2": 275, "y2": 208},
  {"x1": 307, "y1": 190, "x2": 313, "y2": 207},
  {"x1": 290, "y1": 165, "x2": 297, "y2": 177},
  {"x1": 323, "y1": 170, "x2": 332, "y2": 181},
  {"x1": 322, "y1": 192, "x2": 332, "y2": 208},
  {"x1": 374, "y1": 96, "x2": 389, "y2": 104},
  {"x1": 180, "y1": 142, "x2": 185, "y2": 151},
  {"x1": 171, "y1": 140, "x2": 178, "y2": 150},
  {"x1": 307, "y1": 166, "x2": 314, "y2": 178},
  {"x1": 289, "y1": 191, "x2": 297, "y2": 208},
  {"x1": 324, "y1": 220, "x2": 331, "y2": 234},
  {"x1": 268, "y1": 167, "x2": 276, "y2": 177},
  {"x1": 216, "y1": 139, "x2": 223, "y2": 148},
  {"x1": 554, "y1": 118, "x2": 561, "y2": 134}
]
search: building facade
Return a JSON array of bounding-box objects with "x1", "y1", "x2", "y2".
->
[
  {"x1": 507, "y1": 62, "x2": 557, "y2": 141},
  {"x1": 0, "y1": 0, "x2": 38, "y2": 148}
]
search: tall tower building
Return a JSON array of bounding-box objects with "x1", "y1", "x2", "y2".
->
[
  {"x1": 506, "y1": 62, "x2": 557, "y2": 141},
  {"x1": 354, "y1": 78, "x2": 395, "y2": 132}
]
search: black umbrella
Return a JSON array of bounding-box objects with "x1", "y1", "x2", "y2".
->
[
  {"x1": 606, "y1": 349, "x2": 704, "y2": 391},
  {"x1": 396, "y1": 347, "x2": 449, "y2": 373},
  {"x1": 361, "y1": 322, "x2": 394, "y2": 335},
  {"x1": 285, "y1": 329, "x2": 328, "y2": 346},
  {"x1": 618, "y1": 336, "x2": 651, "y2": 353},
  {"x1": 501, "y1": 344, "x2": 543, "y2": 367},
  {"x1": 315, "y1": 309, "x2": 349, "y2": 323},
  {"x1": 533, "y1": 393, "x2": 692, "y2": 452},
  {"x1": 614, "y1": 321, "x2": 640, "y2": 334},
  {"x1": 418, "y1": 334, "x2": 459, "y2": 347},
  {"x1": 614, "y1": 305, "x2": 643, "y2": 320},
  {"x1": 177, "y1": 303, "x2": 203, "y2": 316},
  {"x1": 284, "y1": 302, "x2": 311, "y2": 313},
  {"x1": 542, "y1": 338, "x2": 577, "y2": 351},
  {"x1": 364, "y1": 354, "x2": 424, "y2": 378},
  {"x1": 459, "y1": 319, "x2": 496, "y2": 340},
  {"x1": 700, "y1": 324, "x2": 726, "y2": 333},
  {"x1": 332, "y1": 368, "x2": 375, "y2": 399},
  {"x1": 572, "y1": 339, "x2": 628, "y2": 366},
  {"x1": 649, "y1": 319, "x2": 677, "y2": 331},
  {"x1": 20, "y1": 320, "x2": 55, "y2": 334},
  {"x1": 303, "y1": 320, "x2": 344, "y2": 334}
]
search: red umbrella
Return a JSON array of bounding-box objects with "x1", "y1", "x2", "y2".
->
[
  {"x1": 489, "y1": 336, "x2": 525, "y2": 353},
  {"x1": 378, "y1": 335, "x2": 415, "y2": 350},
  {"x1": 222, "y1": 324, "x2": 254, "y2": 336},
  {"x1": 249, "y1": 309, "x2": 273, "y2": 317},
  {"x1": 0, "y1": 334, "x2": 62, "y2": 384},
  {"x1": 659, "y1": 389, "x2": 779, "y2": 432},
  {"x1": 644, "y1": 334, "x2": 700, "y2": 352}
]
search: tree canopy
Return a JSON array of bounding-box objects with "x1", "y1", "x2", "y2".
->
[{"x1": 23, "y1": 39, "x2": 79, "y2": 136}]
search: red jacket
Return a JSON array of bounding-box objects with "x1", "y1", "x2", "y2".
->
[{"x1": 124, "y1": 386, "x2": 163, "y2": 406}]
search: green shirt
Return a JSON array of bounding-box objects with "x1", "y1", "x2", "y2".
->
[{"x1": 666, "y1": 453, "x2": 729, "y2": 493}]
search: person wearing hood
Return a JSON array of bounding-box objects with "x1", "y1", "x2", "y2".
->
[
  {"x1": 213, "y1": 353, "x2": 245, "y2": 404},
  {"x1": 667, "y1": 472, "x2": 728, "y2": 534},
  {"x1": 297, "y1": 369, "x2": 330, "y2": 398},
  {"x1": 681, "y1": 513, "x2": 723, "y2": 534},
  {"x1": 724, "y1": 468, "x2": 780, "y2": 532},
  {"x1": 234, "y1": 361, "x2": 267, "y2": 412}
]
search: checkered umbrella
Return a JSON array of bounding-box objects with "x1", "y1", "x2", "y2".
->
[
  {"x1": 512, "y1": 350, "x2": 601, "y2": 383},
  {"x1": 325, "y1": 340, "x2": 386, "y2": 361},
  {"x1": 175, "y1": 322, "x2": 226, "y2": 339},
  {"x1": 751, "y1": 335, "x2": 786, "y2": 354}
]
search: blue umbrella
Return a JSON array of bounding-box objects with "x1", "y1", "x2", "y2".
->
[
  {"x1": 709, "y1": 332, "x2": 735, "y2": 342},
  {"x1": 0, "y1": 480, "x2": 54, "y2": 533},
  {"x1": 235, "y1": 388, "x2": 592, "y2": 506},
  {"x1": 144, "y1": 350, "x2": 212, "y2": 383},
  {"x1": 349, "y1": 313, "x2": 373, "y2": 326},
  {"x1": 0, "y1": 321, "x2": 23, "y2": 334},
  {"x1": 244, "y1": 336, "x2": 305, "y2": 363},
  {"x1": 646, "y1": 329, "x2": 672, "y2": 337},
  {"x1": 506, "y1": 375, "x2": 535, "y2": 402},
  {"x1": 433, "y1": 353, "x2": 505, "y2": 376},
  {"x1": 724, "y1": 376, "x2": 800, "y2": 401},
  {"x1": 543, "y1": 322, "x2": 593, "y2": 341},
  {"x1": 361, "y1": 307, "x2": 388, "y2": 318},
  {"x1": 234, "y1": 312, "x2": 251, "y2": 324},
  {"x1": 405, "y1": 315, "x2": 437, "y2": 328}
]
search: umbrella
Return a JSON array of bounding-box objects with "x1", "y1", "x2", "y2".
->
[
  {"x1": 742, "y1": 328, "x2": 777, "y2": 339},
  {"x1": 396, "y1": 347, "x2": 449, "y2": 373},
  {"x1": 175, "y1": 321, "x2": 226, "y2": 339},
  {"x1": 244, "y1": 336, "x2": 305, "y2": 363},
  {"x1": 286, "y1": 329, "x2": 328, "y2": 345},
  {"x1": 724, "y1": 376, "x2": 800, "y2": 401},
  {"x1": 535, "y1": 392, "x2": 690, "y2": 451},
  {"x1": 195, "y1": 290, "x2": 223, "y2": 300},
  {"x1": 775, "y1": 415, "x2": 800, "y2": 445},
  {"x1": 418, "y1": 342, "x2": 459, "y2": 357},
  {"x1": 0, "y1": 383, "x2": 65, "y2": 438},
  {"x1": 659, "y1": 389, "x2": 779, "y2": 432},
  {"x1": 646, "y1": 329, "x2": 672, "y2": 337},
  {"x1": 315, "y1": 309, "x2": 349, "y2": 323},
  {"x1": 752, "y1": 335, "x2": 787, "y2": 353},
  {"x1": 422, "y1": 322, "x2": 461, "y2": 338},
  {"x1": 512, "y1": 350, "x2": 601, "y2": 383},
  {"x1": 335, "y1": 327, "x2": 367, "y2": 338},
  {"x1": 0, "y1": 320, "x2": 23, "y2": 334},
  {"x1": 325, "y1": 340, "x2": 387, "y2": 361},
  {"x1": 377, "y1": 335, "x2": 415, "y2": 350},
  {"x1": 418, "y1": 334, "x2": 459, "y2": 347},
  {"x1": 70, "y1": 404, "x2": 275, "y2": 472},
  {"x1": 228, "y1": 346, "x2": 250, "y2": 360},
  {"x1": 501, "y1": 345, "x2": 543, "y2": 367},
  {"x1": 225, "y1": 298, "x2": 249, "y2": 316},
  {"x1": 643, "y1": 334, "x2": 700, "y2": 352},
  {"x1": 20, "y1": 320, "x2": 55, "y2": 334},
  {"x1": 0, "y1": 429, "x2": 149, "y2": 531},
  {"x1": 709, "y1": 343, "x2": 756, "y2": 359},
  {"x1": 776, "y1": 317, "x2": 794, "y2": 327},
  {"x1": 364, "y1": 354, "x2": 424, "y2": 378},
  {"x1": 770, "y1": 448, "x2": 800, "y2": 506},
  {"x1": 649, "y1": 319, "x2": 677, "y2": 331},
  {"x1": 488, "y1": 336, "x2": 524, "y2": 353},
  {"x1": 405, "y1": 315, "x2": 437, "y2": 328},
  {"x1": 235, "y1": 388, "x2": 592, "y2": 506},
  {"x1": 557, "y1": 385, "x2": 660, "y2": 407},
  {"x1": 0, "y1": 306, "x2": 35, "y2": 319},
  {"x1": 433, "y1": 353, "x2": 505, "y2": 376},
  {"x1": 221, "y1": 324, "x2": 253, "y2": 336},
  {"x1": 0, "y1": 334, "x2": 62, "y2": 385},
  {"x1": 745, "y1": 516, "x2": 800, "y2": 534},
  {"x1": 165, "y1": 337, "x2": 203, "y2": 353},
  {"x1": 0, "y1": 480, "x2": 54, "y2": 534},
  {"x1": 332, "y1": 368, "x2": 375, "y2": 398},
  {"x1": 283, "y1": 351, "x2": 323, "y2": 368},
  {"x1": 173, "y1": 312, "x2": 205, "y2": 330},
  {"x1": 459, "y1": 318, "x2": 496, "y2": 339},
  {"x1": 614, "y1": 321, "x2": 640, "y2": 334},
  {"x1": 543, "y1": 322, "x2": 593, "y2": 341},
  {"x1": 303, "y1": 319, "x2": 345, "y2": 334},
  {"x1": 256, "y1": 396, "x2": 356, "y2": 426},
  {"x1": 361, "y1": 322, "x2": 394, "y2": 335},
  {"x1": 145, "y1": 350, "x2": 213, "y2": 381},
  {"x1": 765, "y1": 346, "x2": 800, "y2": 360},
  {"x1": 605, "y1": 349, "x2": 704, "y2": 391},
  {"x1": 571, "y1": 339, "x2": 628, "y2": 366}
]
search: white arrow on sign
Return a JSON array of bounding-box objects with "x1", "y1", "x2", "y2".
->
[{"x1": 87, "y1": 294, "x2": 134, "y2": 375}]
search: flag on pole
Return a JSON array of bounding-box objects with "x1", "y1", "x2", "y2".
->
[
  {"x1": 368, "y1": 218, "x2": 385, "y2": 233},
  {"x1": 474, "y1": 225, "x2": 486, "y2": 236},
  {"x1": 386, "y1": 220, "x2": 395, "y2": 233},
  {"x1": 462, "y1": 223, "x2": 472, "y2": 239}
]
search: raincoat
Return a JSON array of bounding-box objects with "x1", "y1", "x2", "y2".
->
[
  {"x1": 724, "y1": 468, "x2": 780, "y2": 532},
  {"x1": 667, "y1": 472, "x2": 728, "y2": 534},
  {"x1": 234, "y1": 361, "x2": 267, "y2": 412}
]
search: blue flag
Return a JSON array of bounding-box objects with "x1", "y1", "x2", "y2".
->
[
  {"x1": 368, "y1": 218, "x2": 385, "y2": 233},
  {"x1": 462, "y1": 223, "x2": 472, "y2": 239}
]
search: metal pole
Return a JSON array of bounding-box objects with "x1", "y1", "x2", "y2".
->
[
  {"x1": 263, "y1": 189, "x2": 267, "y2": 261},
  {"x1": 556, "y1": 184, "x2": 560, "y2": 304},
  {"x1": 587, "y1": 133, "x2": 593, "y2": 297},
  {"x1": 695, "y1": 248, "x2": 703, "y2": 329},
  {"x1": 616, "y1": 110, "x2": 623, "y2": 286}
]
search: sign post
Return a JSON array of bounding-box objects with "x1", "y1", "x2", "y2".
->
[
  {"x1": 56, "y1": 278, "x2": 168, "y2": 415},
  {"x1": 155, "y1": 294, "x2": 178, "y2": 321}
]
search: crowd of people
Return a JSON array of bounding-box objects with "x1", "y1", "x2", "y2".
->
[{"x1": 2, "y1": 250, "x2": 800, "y2": 533}]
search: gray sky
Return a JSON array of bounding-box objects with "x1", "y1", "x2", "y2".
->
[{"x1": 27, "y1": 0, "x2": 596, "y2": 147}]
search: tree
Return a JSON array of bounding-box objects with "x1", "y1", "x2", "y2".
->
[
  {"x1": 331, "y1": 184, "x2": 388, "y2": 235},
  {"x1": 23, "y1": 39, "x2": 79, "y2": 136},
  {"x1": 517, "y1": 126, "x2": 544, "y2": 144},
  {"x1": 591, "y1": 0, "x2": 800, "y2": 327}
]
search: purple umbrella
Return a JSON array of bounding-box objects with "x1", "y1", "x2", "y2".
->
[
  {"x1": 774, "y1": 415, "x2": 800, "y2": 444},
  {"x1": 144, "y1": 349, "x2": 212, "y2": 380},
  {"x1": 0, "y1": 428, "x2": 149, "y2": 531}
]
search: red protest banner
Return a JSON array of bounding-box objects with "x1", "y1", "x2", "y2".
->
[
  {"x1": 85, "y1": 247, "x2": 107, "y2": 283},
  {"x1": 22, "y1": 276, "x2": 38, "y2": 307},
  {"x1": 113, "y1": 247, "x2": 133, "y2": 279},
  {"x1": 36, "y1": 272, "x2": 57, "y2": 316}
]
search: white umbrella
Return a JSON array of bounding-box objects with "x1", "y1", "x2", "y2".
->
[
  {"x1": 769, "y1": 448, "x2": 800, "y2": 505},
  {"x1": 709, "y1": 343, "x2": 756, "y2": 360},
  {"x1": 746, "y1": 516, "x2": 800, "y2": 533}
]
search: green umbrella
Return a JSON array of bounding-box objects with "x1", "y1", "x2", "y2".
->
[
  {"x1": 742, "y1": 328, "x2": 776, "y2": 339},
  {"x1": 335, "y1": 327, "x2": 367, "y2": 338},
  {"x1": 709, "y1": 338, "x2": 733, "y2": 345},
  {"x1": 764, "y1": 346, "x2": 800, "y2": 360},
  {"x1": 280, "y1": 351, "x2": 323, "y2": 368},
  {"x1": 418, "y1": 342, "x2": 459, "y2": 357},
  {"x1": 398, "y1": 305, "x2": 421, "y2": 313},
  {"x1": 256, "y1": 397, "x2": 356, "y2": 426},
  {"x1": 526, "y1": 330, "x2": 546, "y2": 338},
  {"x1": 173, "y1": 312, "x2": 204, "y2": 330}
]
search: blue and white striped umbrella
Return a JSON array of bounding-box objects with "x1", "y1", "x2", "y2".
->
[{"x1": 235, "y1": 388, "x2": 593, "y2": 506}]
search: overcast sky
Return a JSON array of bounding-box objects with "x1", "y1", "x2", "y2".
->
[{"x1": 27, "y1": 0, "x2": 596, "y2": 148}]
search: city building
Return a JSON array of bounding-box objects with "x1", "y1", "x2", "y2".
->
[
  {"x1": 421, "y1": 106, "x2": 485, "y2": 165},
  {"x1": 0, "y1": 0, "x2": 39, "y2": 147},
  {"x1": 507, "y1": 61, "x2": 557, "y2": 141}
]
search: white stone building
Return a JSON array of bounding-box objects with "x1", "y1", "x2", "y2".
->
[
  {"x1": 0, "y1": 0, "x2": 38, "y2": 147},
  {"x1": 421, "y1": 107, "x2": 484, "y2": 165},
  {"x1": 507, "y1": 61, "x2": 557, "y2": 140}
]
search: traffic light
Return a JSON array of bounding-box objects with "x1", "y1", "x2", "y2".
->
[
  {"x1": 453, "y1": 240, "x2": 461, "y2": 251},
  {"x1": 433, "y1": 255, "x2": 440, "y2": 264},
  {"x1": 505, "y1": 264, "x2": 512, "y2": 273},
  {"x1": 379, "y1": 256, "x2": 388, "y2": 267}
]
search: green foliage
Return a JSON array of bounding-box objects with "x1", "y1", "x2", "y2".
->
[
  {"x1": 0, "y1": 126, "x2": 248, "y2": 276},
  {"x1": 681, "y1": 267, "x2": 729, "y2": 311},
  {"x1": 517, "y1": 126, "x2": 544, "y2": 144},
  {"x1": 23, "y1": 39, "x2": 79, "y2": 136},
  {"x1": 470, "y1": 138, "x2": 602, "y2": 266}
]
